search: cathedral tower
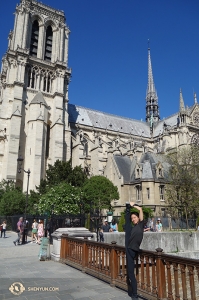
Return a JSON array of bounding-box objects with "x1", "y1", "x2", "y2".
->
[
  {"x1": 0, "y1": 0, "x2": 71, "y2": 190},
  {"x1": 145, "y1": 46, "x2": 160, "y2": 123}
]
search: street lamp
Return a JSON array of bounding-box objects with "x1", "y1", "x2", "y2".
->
[{"x1": 17, "y1": 156, "x2": 31, "y2": 244}]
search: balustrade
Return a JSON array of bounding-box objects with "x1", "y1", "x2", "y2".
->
[{"x1": 60, "y1": 235, "x2": 199, "y2": 300}]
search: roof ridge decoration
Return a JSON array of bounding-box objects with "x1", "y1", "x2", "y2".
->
[{"x1": 194, "y1": 92, "x2": 197, "y2": 104}]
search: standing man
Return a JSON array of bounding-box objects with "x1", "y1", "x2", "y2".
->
[
  {"x1": 101, "y1": 220, "x2": 110, "y2": 232},
  {"x1": 13, "y1": 217, "x2": 24, "y2": 246},
  {"x1": 125, "y1": 202, "x2": 144, "y2": 300}
]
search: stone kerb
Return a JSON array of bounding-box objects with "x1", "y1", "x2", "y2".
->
[{"x1": 51, "y1": 227, "x2": 96, "y2": 261}]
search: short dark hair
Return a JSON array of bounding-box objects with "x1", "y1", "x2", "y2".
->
[{"x1": 131, "y1": 212, "x2": 139, "y2": 218}]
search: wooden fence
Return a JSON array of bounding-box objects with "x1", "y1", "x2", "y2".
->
[{"x1": 60, "y1": 234, "x2": 199, "y2": 300}]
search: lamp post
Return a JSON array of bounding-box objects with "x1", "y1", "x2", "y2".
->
[{"x1": 17, "y1": 156, "x2": 31, "y2": 244}]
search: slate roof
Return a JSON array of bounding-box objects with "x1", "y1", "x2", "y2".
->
[
  {"x1": 68, "y1": 104, "x2": 182, "y2": 139},
  {"x1": 113, "y1": 152, "x2": 170, "y2": 184},
  {"x1": 114, "y1": 155, "x2": 132, "y2": 182},
  {"x1": 68, "y1": 104, "x2": 151, "y2": 138},
  {"x1": 153, "y1": 113, "x2": 178, "y2": 136}
]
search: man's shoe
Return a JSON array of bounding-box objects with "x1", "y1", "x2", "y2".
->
[{"x1": 13, "y1": 241, "x2": 16, "y2": 246}]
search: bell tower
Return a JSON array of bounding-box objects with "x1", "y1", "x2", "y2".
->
[{"x1": 0, "y1": 0, "x2": 71, "y2": 190}]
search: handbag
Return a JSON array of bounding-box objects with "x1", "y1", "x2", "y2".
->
[
  {"x1": 0, "y1": 226, "x2": 3, "y2": 231},
  {"x1": 16, "y1": 228, "x2": 20, "y2": 233}
]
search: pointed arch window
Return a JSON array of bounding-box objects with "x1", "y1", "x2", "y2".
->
[
  {"x1": 30, "y1": 20, "x2": 39, "y2": 57},
  {"x1": 44, "y1": 26, "x2": 53, "y2": 61}
]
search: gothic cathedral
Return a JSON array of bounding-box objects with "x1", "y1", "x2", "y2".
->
[{"x1": 1, "y1": 0, "x2": 199, "y2": 216}]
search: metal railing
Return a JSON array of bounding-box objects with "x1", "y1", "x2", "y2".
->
[{"x1": 60, "y1": 235, "x2": 199, "y2": 300}]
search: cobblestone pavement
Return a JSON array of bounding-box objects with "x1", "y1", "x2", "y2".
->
[{"x1": 0, "y1": 232, "x2": 144, "y2": 300}]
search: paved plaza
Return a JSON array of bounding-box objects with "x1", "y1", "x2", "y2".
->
[{"x1": 0, "y1": 231, "x2": 145, "y2": 300}]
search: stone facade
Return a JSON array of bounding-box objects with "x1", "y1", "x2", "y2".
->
[{"x1": 1, "y1": 0, "x2": 199, "y2": 216}]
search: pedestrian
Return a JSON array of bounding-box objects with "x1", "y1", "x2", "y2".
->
[
  {"x1": 156, "y1": 218, "x2": 162, "y2": 232},
  {"x1": 110, "y1": 219, "x2": 118, "y2": 232},
  {"x1": 37, "y1": 220, "x2": 44, "y2": 244},
  {"x1": 24, "y1": 219, "x2": 29, "y2": 243},
  {"x1": 46, "y1": 217, "x2": 53, "y2": 244},
  {"x1": 31, "y1": 219, "x2": 38, "y2": 243},
  {"x1": 143, "y1": 221, "x2": 150, "y2": 232},
  {"x1": 101, "y1": 220, "x2": 110, "y2": 232},
  {"x1": 149, "y1": 217, "x2": 155, "y2": 231},
  {"x1": 13, "y1": 217, "x2": 24, "y2": 246},
  {"x1": 125, "y1": 202, "x2": 144, "y2": 300},
  {"x1": 99, "y1": 229, "x2": 104, "y2": 242},
  {"x1": 0, "y1": 220, "x2": 7, "y2": 238}
]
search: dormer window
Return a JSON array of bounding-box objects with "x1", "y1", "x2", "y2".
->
[
  {"x1": 30, "y1": 20, "x2": 39, "y2": 57},
  {"x1": 159, "y1": 168, "x2": 162, "y2": 177},
  {"x1": 44, "y1": 26, "x2": 53, "y2": 61},
  {"x1": 135, "y1": 166, "x2": 141, "y2": 179}
]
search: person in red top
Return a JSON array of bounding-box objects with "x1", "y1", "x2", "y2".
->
[{"x1": 125, "y1": 202, "x2": 144, "y2": 300}]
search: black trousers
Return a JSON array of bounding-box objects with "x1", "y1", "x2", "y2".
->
[{"x1": 126, "y1": 248, "x2": 138, "y2": 298}]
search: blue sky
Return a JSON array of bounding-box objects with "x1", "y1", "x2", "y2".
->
[{"x1": 1, "y1": 0, "x2": 199, "y2": 121}]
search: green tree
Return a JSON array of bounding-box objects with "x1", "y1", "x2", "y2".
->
[
  {"x1": 83, "y1": 176, "x2": 119, "y2": 211},
  {"x1": 45, "y1": 160, "x2": 73, "y2": 187},
  {"x1": 27, "y1": 190, "x2": 40, "y2": 214},
  {"x1": 0, "y1": 187, "x2": 25, "y2": 216},
  {"x1": 36, "y1": 160, "x2": 87, "y2": 194},
  {"x1": 38, "y1": 182, "x2": 82, "y2": 215},
  {"x1": 166, "y1": 145, "x2": 199, "y2": 227}
]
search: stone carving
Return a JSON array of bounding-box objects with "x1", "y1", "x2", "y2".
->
[{"x1": 191, "y1": 133, "x2": 199, "y2": 145}]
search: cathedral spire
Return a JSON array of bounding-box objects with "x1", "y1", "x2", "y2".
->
[
  {"x1": 179, "y1": 88, "x2": 185, "y2": 111},
  {"x1": 145, "y1": 43, "x2": 160, "y2": 123}
]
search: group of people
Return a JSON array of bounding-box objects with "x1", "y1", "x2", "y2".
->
[
  {"x1": 0, "y1": 220, "x2": 7, "y2": 238},
  {"x1": 99, "y1": 219, "x2": 118, "y2": 242},
  {"x1": 31, "y1": 219, "x2": 44, "y2": 244},
  {"x1": 148, "y1": 217, "x2": 163, "y2": 232},
  {"x1": 13, "y1": 217, "x2": 45, "y2": 246}
]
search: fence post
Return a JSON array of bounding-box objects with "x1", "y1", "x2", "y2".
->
[
  {"x1": 60, "y1": 234, "x2": 69, "y2": 263},
  {"x1": 110, "y1": 241, "x2": 118, "y2": 286},
  {"x1": 155, "y1": 248, "x2": 167, "y2": 300},
  {"x1": 82, "y1": 238, "x2": 88, "y2": 273}
]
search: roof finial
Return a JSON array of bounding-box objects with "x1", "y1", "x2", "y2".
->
[
  {"x1": 194, "y1": 92, "x2": 197, "y2": 104},
  {"x1": 179, "y1": 88, "x2": 185, "y2": 111},
  {"x1": 148, "y1": 39, "x2": 150, "y2": 50}
]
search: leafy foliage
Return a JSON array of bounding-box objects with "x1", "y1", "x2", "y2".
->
[
  {"x1": 82, "y1": 176, "x2": 119, "y2": 211},
  {"x1": 36, "y1": 160, "x2": 87, "y2": 194},
  {"x1": 0, "y1": 180, "x2": 26, "y2": 215},
  {"x1": 166, "y1": 145, "x2": 199, "y2": 223},
  {"x1": 38, "y1": 182, "x2": 82, "y2": 215}
]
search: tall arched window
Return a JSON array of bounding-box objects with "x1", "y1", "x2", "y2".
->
[
  {"x1": 30, "y1": 20, "x2": 39, "y2": 57},
  {"x1": 44, "y1": 26, "x2": 53, "y2": 61}
]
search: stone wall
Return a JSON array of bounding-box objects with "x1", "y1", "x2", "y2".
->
[{"x1": 103, "y1": 232, "x2": 199, "y2": 257}]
